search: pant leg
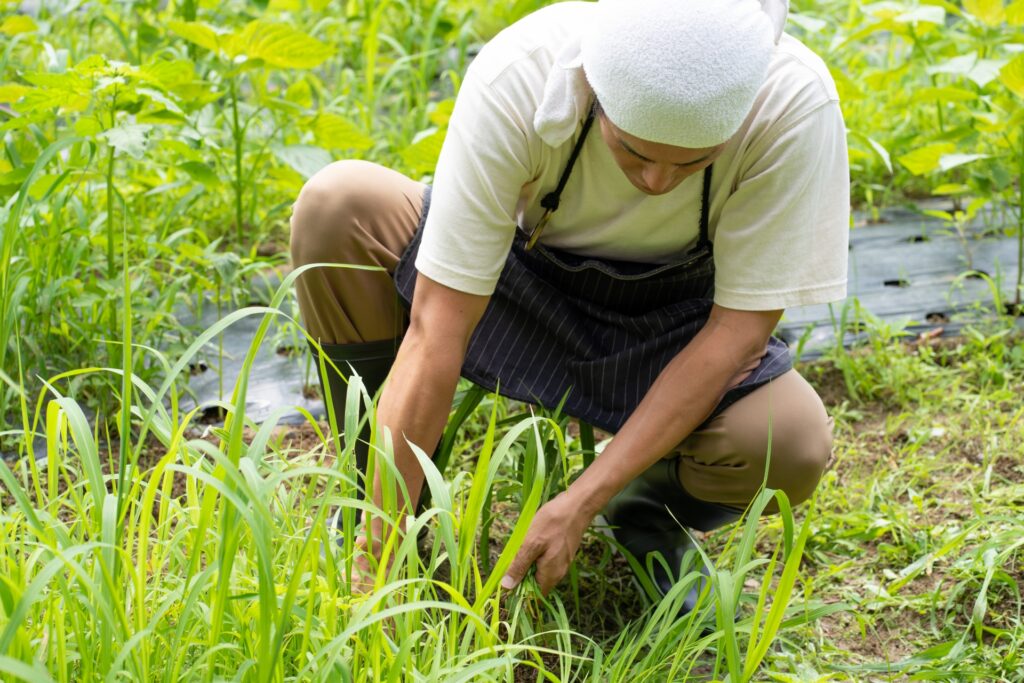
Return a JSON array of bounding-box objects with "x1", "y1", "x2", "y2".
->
[
  {"x1": 675, "y1": 369, "x2": 834, "y2": 511},
  {"x1": 289, "y1": 159, "x2": 427, "y2": 345}
]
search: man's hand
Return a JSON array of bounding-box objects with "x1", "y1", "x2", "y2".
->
[{"x1": 500, "y1": 491, "x2": 595, "y2": 595}]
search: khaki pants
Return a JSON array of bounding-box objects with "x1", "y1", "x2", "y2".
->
[{"x1": 290, "y1": 160, "x2": 833, "y2": 509}]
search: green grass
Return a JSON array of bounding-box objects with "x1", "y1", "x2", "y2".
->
[
  {"x1": 0, "y1": 270, "x2": 826, "y2": 681},
  {"x1": 1, "y1": 285, "x2": 1022, "y2": 680},
  {"x1": 2, "y1": 0, "x2": 1024, "y2": 679}
]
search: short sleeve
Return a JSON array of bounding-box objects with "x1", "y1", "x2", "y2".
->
[
  {"x1": 712, "y1": 101, "x2": 850, "y2": 310},
  {"x1": 414, "y1": 66, "x2": 535, "y2": 296}
]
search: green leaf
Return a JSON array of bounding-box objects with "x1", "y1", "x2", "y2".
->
[
  {"x1": 231, "y1": 21, "x2": 333, "y2": 69},
  {"x1": 0, "y1": 84, "x2": 29, "y2": 104},
  {"x1": 0, "y1": 15, "x2": 37, "y2": 35},
  {"x1": 927, "y1": 54, "x2": 1007, "y2": 87},
  {"x1": 1009, "y1": 0, "x2": 1024, "y2": 24},
  {"x1": 895, "y1": 6, "x2": 946, "y2": 23},
  {"x1": 313, "y1": 112, "x2": 373, "y2": 152},
  {"x1": 272, "y1": 144, "x2": 332, "y2": 178},
  {"x1": 932, "y1": 183, "x2": 970, "y2": 195},
  {"x1": 14, "y1": 88, "x2": 90, "y2": 114},
  {"x1": 167, "y1": 20, "x2": 222, "y2": 54},
  {"x1": 21, "y1": 70, "x2": 90, "y2": 92},
  {"x1": 285, "y1": 79, "x2": 313, "y2": 108},
  {"x1": 139, "y1": 58, "x2": 196, "y2": 88},
  {"x1": 100, "y1": 124, "x2": 152, "y2": 159},
  {"x1": 787, "y1": 12, "x2": 828, "y2": 32},
  {"x1": 1000, "y1": 54, "x2": 1024, "y2": 98},
  {"x1": 399, "y1": 128, "x2": 446, "y2": 176},
  {"x1": 428, "y1": 99, "x2": 455, "y2": 128},
  {"x1": 911, "y1": 86, "x2": 979, "y2": 103},
  {"x1": 897, "y1": 142, "x2": 956, "y2": 175},
  {"x1": 179, "y1": 161, "x2": 219, "y2": 186},
  {"x1": 74, "y1": 115, "x2": 104, "y2": 137},
  {"x1": 938, "y1": 153, "x2": 990, "y2": 171},
  {"x1": 963, "y1": 0, "x2": 1005, "y2": 26}
]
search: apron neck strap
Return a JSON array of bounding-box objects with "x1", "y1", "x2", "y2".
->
[
  {"x1": 540, "y1": 103, "x2": 598, "y2": 214},
  {"x1": 528, "y1": 101, "x2": 714, "y2": 252},
  {"x1": 698, "y1": 163, "x2": 713, "y2": 250}
]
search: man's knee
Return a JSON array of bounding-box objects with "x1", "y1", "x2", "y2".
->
[
  {"x1": 722, "y1": 371, "x2": 833, "y2": 508},
  {"x1": 764, "y1": 411, "x2": 832, "y2": 506},
  {"x1": 289, "y1": 159, "x2": 383, "y2": 269}
]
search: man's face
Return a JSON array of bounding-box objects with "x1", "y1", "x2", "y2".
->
[{"x1": 596, "y1": 111, "x2": 726, "y2": 196}]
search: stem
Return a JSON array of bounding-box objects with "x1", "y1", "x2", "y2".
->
[
  {"x1": 106, "y1": 146, "x2": 116, "y2": 281},
  {"x1": 1016, "y1": 127, "x2": 1023, "y2": 308},
  {"x1": 231, "y1": 77, "x2": 245, "y2": 244}
]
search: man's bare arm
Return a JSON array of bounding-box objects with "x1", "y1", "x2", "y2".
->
[
  {"x1": 502, "y1": 304, "x2": 783, "y2": 594},
  {"x1": 365, "y1": 271, "x2": 490, "y2": 541}
]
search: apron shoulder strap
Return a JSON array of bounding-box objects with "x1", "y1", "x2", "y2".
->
[
  {"x1": 527, "y1": 102, "x2": 715, "y2": 252},
  {"x1": 526, "y1": 104, "x2": 597, "y2": 249},
  {"x1": 698, "y1": 164, "x2": 713, "y2": 250}
]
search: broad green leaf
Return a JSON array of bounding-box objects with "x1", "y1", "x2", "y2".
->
[
  {"x1": 167, "y1": 19, "x2": 222, "y2": 53},
  {"x1": 932, "y1": 183, "x2": 970, "y2": 195},
  {"x1": 15, "y1": 88, "x2": 90, "y2": 114},
  {"x1": 428, "y1": 99, "x2": 455, "y2": 128},
  {"x1": 938, "y1": 153, "x2": 990, "y2": 171},
  {"x1": 861, "y1": 2, "x2": 903, "y2": 20},
  {"x1": 399, "y1": 128, "x2": 446, "y2": 175},
  {"x1": 230, "y1": 21, "x2": 333, "y2": 69},
  {"x1": 895, "y1": 6, "x2": 946, "y2": 23},
  {"x1": 1000, "y1": 54, "x2": 1024, "y2": 98},
  {"x1": 927, "y1": 54, "x2": 1007, "y2": 87},
  {"x1": 136, "y1": 109, "x2": 187, "y2": 125},
  {"x1": 0, "y1": 83, "x2": 29, "y2": 104},
  {"x1": 911, "y1": 86, "x2": 978, "y2": 103},
  {"x1": 179, "y1": 161, "x2": 219, "y2": 186},
  {"x1": 0, "y1": 166, "x2": 30, "y2": 187},
  {"x1": 1009, "y1": 0, "x2": 1024, "y2": 24},
  {"x1": 73, "y1": 54, "x2": 109, "y2": 77},
  {"x1": 21, "y1": 70, "x2": 90, "y2": 92},
  {"x1": 897, "y1": 142, "x2": 956, "y2": 175},
  {"x1": 139, "y1": 58, "x2": 196, "y2": 88},
  {"x1": 100, "y1": 124, "x2": 152, "y2": 159},
  {"x1": 313, "y1": 112, "x2": 373, "y2": 152},
  {"x1": 963, "y1": 0, "x2": 1005, "y2": 25},
  {"x1": 136, "y1": 87, "x2": 183, "y2": 113},
  {"x1": 0, "y1": 15, "x2": 36, "y2": 35},
  {"x1": 285, "y1": 79, "x2": 313, "y2": 108},
  {"x1": 74, "y1": 115, "x2": 104, "y2": 136},
  {"x1": 787, "y1": 12, "x2": 828, "y2": 32},
  {"x1": 273, "y1": 143, "x2": 333, "y2": 178},
  {"x1": 160, "y1": 138, "x2": 203, "y2": 162}
]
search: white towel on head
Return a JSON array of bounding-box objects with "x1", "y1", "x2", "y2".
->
[{"x1": 533, "y1": 0, "x2": 789, "y2": 148}]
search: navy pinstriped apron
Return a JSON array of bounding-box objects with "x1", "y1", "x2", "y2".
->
[{"x1": 393, "y1": 111, "x2": 792, "y2": 434}]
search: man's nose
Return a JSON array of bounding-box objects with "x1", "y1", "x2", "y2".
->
[{"x1": 641, "y1": 164, "x2": 676, "y2": 194}]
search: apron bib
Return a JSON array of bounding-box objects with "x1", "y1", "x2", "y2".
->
[{"x1": 393, "y1": 109, "x2": 791, "y2": 433}]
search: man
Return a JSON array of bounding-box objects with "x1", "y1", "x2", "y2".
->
[{"x1": 290, "y1": 0, "x2": 847, "y2": 606}]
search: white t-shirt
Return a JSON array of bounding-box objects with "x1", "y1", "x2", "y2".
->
[{"x1": 415, "y1": 1, "x2": 850, "y2": 311}]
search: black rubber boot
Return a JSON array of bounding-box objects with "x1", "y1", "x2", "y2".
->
[
  {"x1": 311, "y1": 338, "x2": 400, "y2": 534},
  {"x1": 603, "y1": 457, "x2": 743, "y2": 616}
]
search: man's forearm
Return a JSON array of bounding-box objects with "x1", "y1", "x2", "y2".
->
[
  {"x1": 568, "y1": 310, "x2": 778, "y2": 519},
  {"x1": 368, "y1": 330, "x2": 465, "y2": 531}
]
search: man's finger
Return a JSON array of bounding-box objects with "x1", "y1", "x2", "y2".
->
[
  {"x1": 534, "y1": 550, "x2": 565, "y2": 597},
  {"x1": 501, "y1": 541, "x2": 541, "y2": 590}
]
